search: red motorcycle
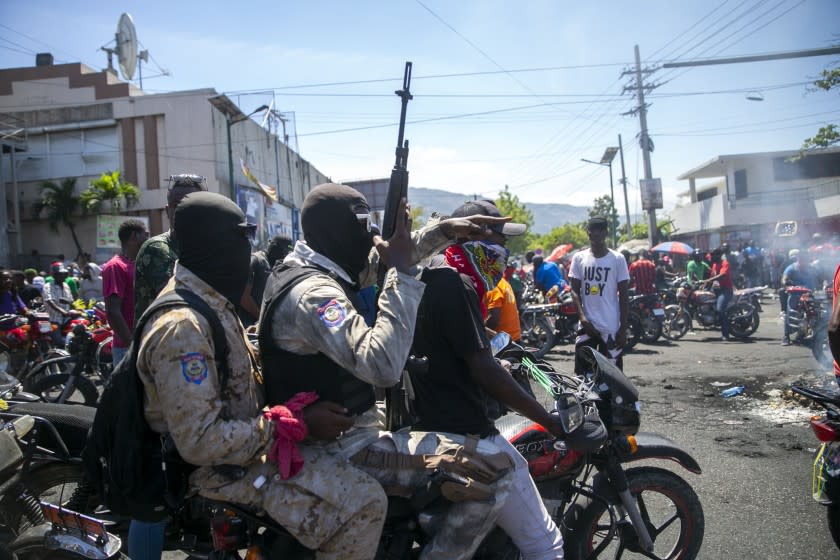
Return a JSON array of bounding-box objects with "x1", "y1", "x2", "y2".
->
[
  {"x1": 791, "y1": 385, "x2": 840, "y2": 551},
  {"x1": 0, "y1": 312, "x2": 64, "y2": 382},
  {"x1": 785, "y1": 286, "x2": 833, "y2": 369},
  {"x1": 663, "y1": 281, "x2": 761, "y2": 340},
  {"x1": 496, "y1": 342, "x2": 705, "y2": 559}
]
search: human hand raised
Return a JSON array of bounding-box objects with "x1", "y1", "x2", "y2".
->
[
  {"x1": 373, "y1": 197, "x2": 413, "y2": 274},
  {"x1": 439, "y1": 214, "x2": 511, "y2": 241},
  {"x1": 303, "y1": 401, "x2": 355, "y2": 441}
]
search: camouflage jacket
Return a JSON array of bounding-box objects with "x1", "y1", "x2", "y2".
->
[
  {"x1": 137, "y1": 264, "x2": 272, "y2": 478},
  {"x1": 134, "y1": 231, "x2": 178, "y2": 319}
]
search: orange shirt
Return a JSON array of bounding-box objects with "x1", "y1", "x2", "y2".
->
[{"x1": 485, "y1": 277, "x2": 521, "y2": 341}]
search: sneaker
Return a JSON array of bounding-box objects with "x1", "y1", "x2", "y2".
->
[
  {"x1": 721, "y1": 336, "x2": 729, "y2": 342},
  {"x1": 781, "y1": 338, "x2": 790, "y2": 346}
]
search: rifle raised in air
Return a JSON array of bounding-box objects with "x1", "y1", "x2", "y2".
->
[{"x1": 381, "y1": 61, "x2": 413, "y2": 240}]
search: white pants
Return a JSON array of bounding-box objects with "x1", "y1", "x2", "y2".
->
[{"x1": 488, "y1": 434, "x2": 565, "y2": 560}]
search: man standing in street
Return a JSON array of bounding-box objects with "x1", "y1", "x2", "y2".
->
[
  {"x1": 102, "y1": 219, "x2": 148, "y2": 365},
  {"x1": 42, "y1": 263, "x2": 78, "y2": 347},
  {"x1": 780, "y1": 248, "x2": 817, "y2": 346},
  {"x1": 569, "y1": 216, "x2": 630, "y2": 372},
  {"x1": 628, "y1": 250, "x2": 656, "y2": 295},
  {"x1": 705, "y1": 246, "x2": 735, "y2": 342},
  {"x1": 134, "y1": 174, "x2": 206, "y2": 318}
]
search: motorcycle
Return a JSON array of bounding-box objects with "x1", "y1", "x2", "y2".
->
[
  {"x1": 519, "y1": 289, "x2": 580, "y2": 359},
  {"x1": 790, "y1": 385, "x2": 840, "y2": 551},
  {"x1": 0, "y1": 409, "x2": 123, "y2": 559},
  {"x1": 663, "y1": 281, "x2": 762, "y2": 340},
  {"x1": 22, "y1": 321, "x2": 112, "y2": 406},
  {"x1": 625, "y1": 292, "x2": 665, "y2": 349},
  {"x1": 785, "y1": 286, "x2": 833, "y2": 369},
  {"x1": 496, "y1": 342, "x2": 705, "y2": 559},
  {"x1": 0, "y1": 312, "x2": 64, "y2": 381}
]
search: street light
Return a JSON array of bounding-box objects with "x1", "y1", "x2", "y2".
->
[
  {"x1": 581, "y1": 146, "x2": 619, "y2": 246},
  {"x1": 209, "y1": 96, "x2": 269, "y2": 201}
]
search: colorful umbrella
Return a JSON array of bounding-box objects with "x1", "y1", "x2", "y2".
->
[
  {"x1": 546, "y1": 243, "x2": 574, "y2": 263},
  {"x1": 651, "y1": 241, "x2": 694, "y2": 255}
]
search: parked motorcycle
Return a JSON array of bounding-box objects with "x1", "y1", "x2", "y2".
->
[
  {"x1": 497, "y1": 343, "x2": 705, "y2": 559},
  {"x1": 0, "y1": 409, "x2": 123, "y2": 559},
  {"x1": 785, "y1": 287, "x2": 833, "y2": 369},
  {"x1": 519, "y1": 289, "x2": 580, "y2": 359},
  {"x1": 663, "y1": 281, "x2": 762, "y2": 340},
  {"x1": 791, "y1": 385, "x2": 840, "y2": 551},
  {"x1": 22, "y1": 321, "x2": 112, "y2": 406},
  {"x1": 625, "y1": 292, "x2": 665, "y2": 349},
  {"x1": 0, "y1": 312, "x2": 64, "y2": 381}
]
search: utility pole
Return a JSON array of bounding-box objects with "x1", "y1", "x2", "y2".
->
[
  {"x1": 622, "y1": 45, "x2": 661, "y2": 248},
  {"x1": 618, "y1": 134, "x2": 631, "y2": 239}
]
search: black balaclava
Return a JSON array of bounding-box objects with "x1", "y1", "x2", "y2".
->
[
  {"x1": 174, "y1": 191, "x2": 253, "y2": 303},
  {"x1": 301, "y1": 183, "x2": 372, "y2": 284}
]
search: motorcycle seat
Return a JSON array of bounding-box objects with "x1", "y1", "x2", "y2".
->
[{"x1": 2, "y1": 401, "x2": 95, "y2": 457}]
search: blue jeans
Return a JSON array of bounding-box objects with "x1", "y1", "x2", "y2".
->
[
  {"x1": 783, "y1": 291, "x2": 803, "y2": 339},
  {"x1": 111, "y1": 346, "x2": 128, "y2": 368},
  {"x1": 128, "y1": 519, "x2": 167, "y2": 560},
  {"x1": 717, "y1": 288, "x2": 733, "y2": 339}
]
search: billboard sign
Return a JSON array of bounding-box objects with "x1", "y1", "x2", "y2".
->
[{"x1": 640, "y1": 178, "x2": 663, "y2": 210}]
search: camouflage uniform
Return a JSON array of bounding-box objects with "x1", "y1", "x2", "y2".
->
[
  {"x1": 265, "y1": 221, "x2": 513, "y2": 560},
  {"x1": 134, "y1": 231, "x2": 178, "y2": 319},
  {"x1": 137, "y1": 263, "x2": 386, "y2": 559}
]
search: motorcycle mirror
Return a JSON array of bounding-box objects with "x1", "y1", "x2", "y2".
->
[
  {"x1": 555, "y1": 393, "x2": 584, "y2": 433},
  {"x1": 490, "y1": 332, "x2": 511, "y2": 356}
]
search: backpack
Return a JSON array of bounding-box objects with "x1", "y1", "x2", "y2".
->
[{"x1": 82, "y1": 288, "x2": 230, "y2": 522}]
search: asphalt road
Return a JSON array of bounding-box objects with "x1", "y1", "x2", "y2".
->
[{"x1": 539, "y1": 297, "x2": 838, "y2": 560}]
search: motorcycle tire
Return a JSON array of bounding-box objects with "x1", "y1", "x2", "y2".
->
[
  {"x1": 562, "y1": 466, "x2": 704, "y2": 560},
  {"x1": 639, "y1": 312, "x2": 663, "y2": 344},
  {"x1": 30, "y1": 372, "x2": 99, "y2": 406},
  {"x1": 828, "y1": 505, "x2": 840, "y2": 551},
  {"x1": 624, "y1": 315, "x2": 641, "y2": 352},
  {"x1": 727, "y1": 303, "x2": 759, "y2": 339},
  {"x1": 525, "y1": 315, "x2": 555, "y2": 359},
  {"x1": 662, "y1": 306, "x2": 690, "y2": 341},
  {"x1": 20, "y1": 354, "x2": 75, "y2": 392},
  {"x1": 2, "y1": 463, "x2": 90, "y2": 536}
]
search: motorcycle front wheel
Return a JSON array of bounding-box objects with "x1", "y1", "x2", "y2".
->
[
  {"x1": 727, "y1": 303, "x2": 759, "y2": 339},
  {"x1": 662, "y1": 306, "x2": 690, "y2": 341},
  {"x1": 639, "y1": 312, "x2": 663, "y2": 344},
  {"x1": 521, "y1": 314, "x2": 555, "y2": 359},
  {"x1": 563, "y1": 466, "x2": 704, "y2": 560},
  {"x1": 624, "y1": 315, "x2": 641, "y2": 352},
  {"x1": 30, "y1": 371, "x2": 99, "y2": 406}
]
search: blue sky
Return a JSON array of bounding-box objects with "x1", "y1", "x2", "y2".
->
[{"x1": 2, "y1": 0, "x2": 838, "y2": 214}]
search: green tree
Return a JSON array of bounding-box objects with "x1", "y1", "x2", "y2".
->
[
  {"x1": 588, "y1": 194, "x2": 619, "y2": 245},
  {"x1": 32, "y1": 177, "x2": 84, "y2": 258},
  {"x1": 494, "y1": 185, "x2": 535, "y2": 255},
  {"x1": 628, "y1": 219, "x2": 674, "y2": 243},
  {"x1": 79, "y1": 170, "x2": 141, "y2": 214},
  {"x1": 530, "y1": 223, "x2": 589, "y2": 253},
  {"x1": 409, "y1": 204, "x2": 426, "y2": 226},
  {"x1": 801, "y1": 66, "x2": 839, "y2": 151}
]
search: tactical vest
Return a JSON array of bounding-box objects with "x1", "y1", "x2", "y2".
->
[{"x1": 258, "y1": 263, "x2": 376, "y2": 416}]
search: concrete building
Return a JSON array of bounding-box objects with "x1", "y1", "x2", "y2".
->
[
  {"x1": 669, "y1": 148, "x2": 840, "y2": 250},
  {"x1": 0, "y1": 57, "x2": 329, "y2": 269}
]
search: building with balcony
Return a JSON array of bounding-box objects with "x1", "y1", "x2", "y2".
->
[
  {"x1": 0, "y1": 56, "x2": 329, "y2": 268},
  {"x1": 669, "y1": 148, "x2": 840, "y2": 250}
]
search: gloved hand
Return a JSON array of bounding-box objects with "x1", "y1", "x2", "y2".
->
[{"x1": 263, "y1": 392, "x2": 319, "y2": 480}]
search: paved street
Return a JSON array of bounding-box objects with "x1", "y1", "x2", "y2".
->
[{"x1": 540, "y1": 297, "x2": 838, "y2": 559}]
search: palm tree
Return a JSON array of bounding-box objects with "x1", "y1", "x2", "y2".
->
[
  {"x1": 32, "y1": 178, "x2": 84, "y2": 258},
  {"x1": 79, "y1": 170, "x2": 141, "y2": 214}
]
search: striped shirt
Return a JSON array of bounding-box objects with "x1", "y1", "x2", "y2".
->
[{"x1": 629, "y1": 258, "x2": 656, "y2": 294}]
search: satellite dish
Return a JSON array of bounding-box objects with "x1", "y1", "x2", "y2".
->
[{"x1": 116, "y1": 13, "x2": 138, "y2": 81}]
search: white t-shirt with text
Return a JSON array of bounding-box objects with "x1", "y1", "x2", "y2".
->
[{"x1": 569, "y1": 248, "x2": 630, "y2": 340}]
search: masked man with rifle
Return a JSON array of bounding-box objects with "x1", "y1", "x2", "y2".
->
[{"x1": 258, "y1": 183, "x2": 517, "y2": 559}]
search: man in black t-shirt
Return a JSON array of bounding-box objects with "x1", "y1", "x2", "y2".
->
[{"x1": 409, "y1": 202, "x2": 566, "y2": 559}]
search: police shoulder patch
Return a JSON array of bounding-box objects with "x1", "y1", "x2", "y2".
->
[
  {"x1": 317, "y1": 298, "x2": 347, "y2": 328},
  {"x1": 180, "y1": 352, "x2": 209, "y2": 385}
]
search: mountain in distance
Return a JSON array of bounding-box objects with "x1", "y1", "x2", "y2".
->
[{"x1": 408, "y1": 186, "x2": 590, "y2": 235}]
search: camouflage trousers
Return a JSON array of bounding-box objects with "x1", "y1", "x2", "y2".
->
[
  {"x1": 353, "y1": 430, "x2": 514, "y2": 560},
  {"x1": 193, "y1": 447, "x2": 387, "y2": 560}
]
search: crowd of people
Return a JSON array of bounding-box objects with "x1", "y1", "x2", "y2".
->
[{"x1": 2, "y1": 173, "x2": 839, "y2": 559}]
